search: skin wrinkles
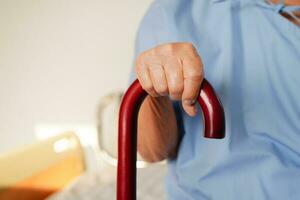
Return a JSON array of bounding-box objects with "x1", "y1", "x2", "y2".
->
[{"x1": 135, "y1": 42, "x2": 203, "y2": 162}]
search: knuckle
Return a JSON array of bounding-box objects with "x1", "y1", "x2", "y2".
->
[
  {"x1": 182, "y1": 42, "x2": 196, "y2": 51},
  {"x1": 148, "y1": 63, "x2": 162, "y2": 71},
  {"x1": 135, "y1": 57, "x2": 146, "y2": 70},
  {"x1": 184, "y1": 64, "x2": 204, "y2": 79},
  {"x1": 164, "y1": 43, "x2": 175, "y2": 52},
  {"x1": 169, "y1": 84, "x2": 184, "y2": 95},
  {"x1": 155, "y1": 43, "x2": 176, "y2": 55},
  {"x1": 193, "y1": 56, "x2": 203, "y2": 66},
  {"x1": 141, "y1": 48, "x2": 153, "y2": 57},
  {"x1": 155, "y1": 85, "x2": 168, "y2": 94},
  {"x1": 137, "y1": 49, "x2": 155, "y2": 63},
  {"x1": 170, "y1": 92, "x2": 182, "y2": 99},
  {"x1": 169, "y1": 85, "x2": 183, "y2": 99},
  {"x1": 153, "y1": 45, "x2": 162, "y2": 54},
  {"x1": 143, "y1": 84, "x2": 154, "y2": 92},
  {"x1": 185, "y1": 74, "x2": 203, "y2": 82},
  {"x1": 135, "y1": 63, "x2": 143, "y2": 72},
  {"x1": 147, "y1": 48, "x2": 156, "y2": 56}
]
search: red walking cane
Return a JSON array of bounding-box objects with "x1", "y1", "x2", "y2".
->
[{"x1": 117, "y1": 79, "x2": 225, "y2": 200}]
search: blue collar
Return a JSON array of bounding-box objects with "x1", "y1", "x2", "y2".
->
[{"x1": 212, "y1": 0, "x2": 300, "y2": 23}]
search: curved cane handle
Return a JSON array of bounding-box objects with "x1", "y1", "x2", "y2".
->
[{"x1": 117, "y1": 79, "x2": 225, "y2": 200}]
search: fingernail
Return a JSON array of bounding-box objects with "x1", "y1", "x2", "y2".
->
[
  {"x1": 183, "y1": 99, "x2": 192, "y2": 105},
  {"x1": 184, "y1": 99, "x2": 196, "y2": 105}
]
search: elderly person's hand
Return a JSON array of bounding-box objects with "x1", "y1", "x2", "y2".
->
[{"x1": 135, "y1": 42, "x2": 204, "y2": 117}]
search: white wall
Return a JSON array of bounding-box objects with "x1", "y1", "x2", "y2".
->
[{"x1": 0, "y1": 0, "x2": 152, "y2": 153}]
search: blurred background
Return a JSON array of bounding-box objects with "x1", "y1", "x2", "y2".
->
[{"x1": 0, "y1": 0, "x2": 167, "y2": 199}]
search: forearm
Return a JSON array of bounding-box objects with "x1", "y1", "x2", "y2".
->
[
  {"x1": 137, "y1": 96, "x2": 179, "y2": 163},
  {"x1": 135, "y1": 42, "x2": 203, "y2": 162}
]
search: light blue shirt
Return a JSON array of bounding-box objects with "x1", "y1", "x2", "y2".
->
[{"x1": 129, "y1": 0, "x2": 300, "y2": 199}]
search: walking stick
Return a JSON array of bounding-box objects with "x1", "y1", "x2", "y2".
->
[{"x1": 117, "y1": 79, "x2": 225, "y2": 200}]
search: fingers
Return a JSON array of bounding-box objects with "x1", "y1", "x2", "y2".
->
[
  {"x1": 136, "y1": 60, "x2": 159, "y2": 97},
  {"x1": 148, "y1": 62, "x2": 168, "y2": 96},
  {"x1": 181, "y1": 56, "x2": 204, "y2": 116},
  {"x1": 163, "y1": 56, "x2": 184, "y2": 101},
  {"x1": 135, "y1": 42, "x2": 204, "y2": 117}
]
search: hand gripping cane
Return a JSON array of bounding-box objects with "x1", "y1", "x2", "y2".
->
[{"x1": 117, "y1": 79, "x2": 225, "y2": 200}]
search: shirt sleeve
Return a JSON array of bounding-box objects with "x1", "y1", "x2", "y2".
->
[
  {"x1": 127, "y1": 1, "x2": 186, "y2": 138},
  {"x1": 128, "y1": 1, "x2": 177, "y2": 85}
]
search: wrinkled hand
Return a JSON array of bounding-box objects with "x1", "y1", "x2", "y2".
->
[{"x1": 135, "y1": 42, "x2": 204, "y2": 117}]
